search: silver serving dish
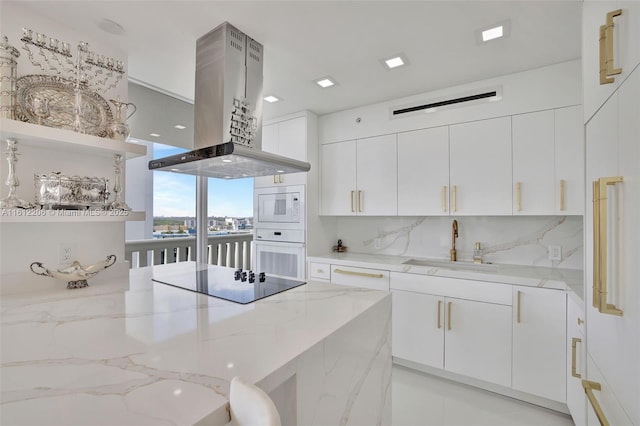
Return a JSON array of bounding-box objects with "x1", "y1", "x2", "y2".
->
[
  {"x1": 35, "y1": 172, "x2": 109, "y2": 209},
  {"x1": 30, "y1": 255, "x2": 116, "y2": 289},
  {"x1": 15, "y1": 74, "x2": 113, "y2": 137}
]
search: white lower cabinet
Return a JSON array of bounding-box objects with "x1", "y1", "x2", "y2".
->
[
  {"x1": 585, "y1": 354, "x2": 633, "y2": 426},
  {"x1": 567, "y1": 296, "x2": 587, "y2": 426},
  {"x1": 512, "y1": 286, "x2": 567, "y2": 402}
]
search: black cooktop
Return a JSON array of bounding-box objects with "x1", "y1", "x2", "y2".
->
[{"x1": 151, "y1": 264, "x2": 306, "y2": 304}]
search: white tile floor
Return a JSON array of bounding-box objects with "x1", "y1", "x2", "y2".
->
[{"x1": 392, "y1": 365, "x2": 575, "y2": 426}]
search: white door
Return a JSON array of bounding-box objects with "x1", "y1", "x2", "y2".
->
[
  {"x1": 443, "y1": 297, "x2": 512, "y2": 387},
  {"x1": 397, "y1": 126, "x2": 450, "y2": 215},
  {"x1": 567, "y1": 297, "x2": 587, "y2": 426},
  {"x1": 392, "y1": 290, "x2": 444, "y2": 369},
  {"x1": 512, "y1": 286, "x2": 567, "y2": 402},
  {"x1": 512, "y1": 110, "x2": 556, "y2": 215},
  {"x1": 320, "y1": 140, "x2": 357, "y2": 215},
  {"x1": 555, "y1": 105, "x2": 584, "y2": 215},
  {"x1": 449, "y1": 117, "x2": 512, "y2": 215},
  {"x1": 356, "y1": 134, "x2": 398, "y2": 215}
]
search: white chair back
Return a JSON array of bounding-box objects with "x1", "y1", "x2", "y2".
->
[{"x1": 228, "y1": 376, "x2": 282, "y2": 426}]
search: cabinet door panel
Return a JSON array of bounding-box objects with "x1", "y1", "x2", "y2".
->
[
  {"x1": 444, "y1": 298, "x2": 512, "y2": 387},
  {"x1": 320, "y1": 141, "x2": 356, "y2": 215},
  {"x1": 512, "y1": 110, "x2": 555, "y2": 215},
  {"x1": 392, "y1": 290, "x2": 444, "y2": 368},
  {"x1": 278, "y1": 117, "x2": 307, "y2": 161},
  {"x1": 261, "y1": 123, "x2": 279, "y2": 154},
  {"x1": 512, "y1": 287, "x2": 566, "y2": 402},
  {"x1": 397, "y1": 127, "x2": 449, "y2": 215},
  {"x1": 356, "y1": 134, "x2": 398, "y2": 215},
  {"x1": 555, "y1": 106, "x2": 584, "y2": 214},
  {"x1": 567, "y1": 297, "x2": 587, "y2": 426},
  {"x1": 449, "y1": 117, "x2": 512, "y2": 215}
]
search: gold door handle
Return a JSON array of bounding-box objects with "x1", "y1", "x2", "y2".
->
[
  {"x1": 582, "y1": 380, "x2": 609, "y2": 426},
  {"x1": 571, "y1": 337, "x2": 582, "y2": 378},
  {"x1": 447, "y1": 301, "x2": 452, "y2": 330},
  {"x1": 357, "y1": 190, "x2": 362, "y2": 212},
  {"x1": 442, "y1": 186, "x2": 447, "y2": 213},
  {"x1": 437, "y1": 300, "x2": 442, "y2": 329},
  {"x1": 516, "y1": 290, "x2": 522, "y2": 323},
  {"x1": 560, "y1": 179, "x2": 566, "y2": 211},
  {"x1": 599, "y1": 25, "x2": 615, "y2": 85},
  {"x1": 605, "y1": 10, "x2": 623, "y2": 77},
  {"x1": 593, "y1": 176, "x2": 624, "y2": 316},
  {"x1": 333, "y1": 268, "x2": 384, "y2": 279},
  {"x1": 452, "y1": 185, "x2": 457, "y2": 212},
  {"x1": 516, "y1": 182, "x2": 522, "y2": 212},
  {"x1": 350, "y1": 190, "x2": 355, "y2": 212}
]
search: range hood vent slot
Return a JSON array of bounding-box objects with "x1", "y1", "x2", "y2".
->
[{"x1": 391, "y1": 86, "x2": 502, "y2": 119}]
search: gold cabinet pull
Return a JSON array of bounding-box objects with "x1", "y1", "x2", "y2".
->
[
  {"x1": 599, "y1": 25, "x2": 615, "y2": 85},
  {"x1": 273, "y1": 175, "x2": 278, "y2": 184},
  {"x1": 357, "y1": 190, "x2": 362, "y2": 212},
  {"x1": 578, "y1": 317, "x2": 584, "y2": 326},
  {"x1": 516, "y1": 182, "x2": 522, "y2": 211},
  {"x1": 333, "y1": 268, "x2": 384, "y2": 279},
  {"x1": 452, "y1": 185, "x2": 457, "y2": 212},
  {"x1": 437, "y1": 300, "x2": 442, "y2": 329},
  {"x1": 605, "y1": 10, "x2": 623, "y2": 77},
  {"x1": 516, "y1": 290, "x2": 522, "y2": 323},
  {"x1": 350, "y1": 190, "x2": 355, "y2": 212},
  {"x1": 447, "y1": 301, "x2": 452, "y2": 330},
  {"x1": 317, "y1": 269, "x2": 324, "y2": 274},
  {"x1": 442, "y1": 185, "x2": 447, "y2": 212},
  {"x1": 560, "y1": 179, "x2": 566, "y2": 211},
  {"x1": 582, "y1": 380, "x2": 609, "y2": 426},
  {"x1": 593, "y1": 176, "x2": 624, "y2": 316},
  {"x1": 571, "y1": 337, "x2": 582, "y2": 378}
]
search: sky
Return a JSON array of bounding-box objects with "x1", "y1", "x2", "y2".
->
[{"x1": 153, "y1": 143, "x2": 254, "y2": 218}]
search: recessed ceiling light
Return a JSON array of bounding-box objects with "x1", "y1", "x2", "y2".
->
[
  {"x1": 173, "y1": 124, "x2": 186, "y2": 130},
  {"x1": 276, "y1": 170, "x2": 285, "y2": 173},
  {"x1": 149, "y1": 133, "x2": 161, "y2": 138},
  {"x1": 482, "y1": 26, "x2": 504, "y2": 42},
  {"x1": 170, "y1": 168, "x2": 180, "y2": 172},
  {"x1": 264, "y1": 95, "x2": 280, "y2": 103},
  {"x1": 315, "y1": 77, "x2": 336, "y2": 88},
  {"x1": 222, "y1": 159, "x2": 232, "y2": 163},
  {"x1": 383, "y1": 55, "x2": 407, "y2": 69},
  {"x1": 477, "y1": 20, "x2": 511, "y2": 44}
]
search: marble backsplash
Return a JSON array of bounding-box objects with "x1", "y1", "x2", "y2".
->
[{"x1": 334, "y1": 216, "x2": 583, "y2": 270}]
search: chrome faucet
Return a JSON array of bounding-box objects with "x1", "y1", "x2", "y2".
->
[{"x1": 450, "y1": 219, "x2": 458, "y2": 261}]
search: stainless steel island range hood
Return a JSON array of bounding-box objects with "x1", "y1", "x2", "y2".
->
[{"x1": 148, "y1": 22, "x2": 310, "y2": 179}]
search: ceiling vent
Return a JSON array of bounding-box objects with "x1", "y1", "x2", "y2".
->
[{"x1": 390, "y1": 86, "x2": 502, "y2": 119}]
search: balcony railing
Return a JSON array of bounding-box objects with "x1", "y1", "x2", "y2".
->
[{"x1": 125, "y1": 233, "x2": 253, "y2": 269}]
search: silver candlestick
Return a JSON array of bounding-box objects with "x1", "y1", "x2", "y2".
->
[
  {"x1": 109, "y1": 154, "x2": 130, "y2": 210},
  {"x1": 0, "y1": 138, "x2": 34, "y2": 209}
]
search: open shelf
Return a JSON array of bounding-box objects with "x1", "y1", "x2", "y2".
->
[
  {"x1": 0, "y1": 118, "x2": 147, "y2": 159},
  {"x1": 0, "y1": 209, "x2": 146, "y2": 223}
]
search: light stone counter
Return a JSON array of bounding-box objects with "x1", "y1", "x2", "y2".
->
[
  {"x1": 308, "y1": 252, "x2": 584, "y2": 302},
  {"x1": 1, "y1": 262, "x2": 392, "y2": 425}
]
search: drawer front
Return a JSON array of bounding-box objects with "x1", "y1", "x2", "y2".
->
[
  {"x1": 331, "y1": 265, "x2": 390, "y2": 291},
  {"x1": 309, "y1": 262, "x2": 330, "y2": 280},
  {"x1": 390, "y1": 272, "x2": 512, "y2": 305}
]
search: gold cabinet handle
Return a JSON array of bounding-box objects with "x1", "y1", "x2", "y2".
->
[
  {"x1": 437, "y1": 300, "x2": 442, "y2": 329},
  {"x1": 357, "y1": 190, "x2": 362, "y2": 212},
  {"x1": 582, "y1": 380, "x2": 609, "y2": 426},
  {"x1": 317, "y1": 269, "x2": 324, "y2": 274},
  {"x1": 350, "y1": 190, "x2": 355, "y2": 213},
  {"x1": 442, "y1": 185, "x2": 447, "y2": 212},
  {"x1": 333, "y1": 268, "x2": 384, "y2": 279},
  {"x1": 560, "y1": 179, "x2": 566, "y2": 211},
  {"x1": 571, "y1": 337, "x2": 582, "y2": 378},
  {"x1": 452, "y1": 185, "x2": 457, "y2": 212},
  {"x1": 516, "y1": 182, "x2": 522, "y2": 212},
  {"x1": 578, "y1": 317, "x2": 584, "y2": 326},
  {"x1": 447, "y1": 301, "x2": 452, "y2": 330},
  {"x1": 605, "y1": 10, "x2": 623, "y2": 77},
  {"x1": 593, "y1": 176, "x2": 624, "y2": 316},
  {"x1": 516, "y1": 290, "x2": 522, "y2": 323},
  {"x1": 273, "y1": 175, "x2": 278, "y2": 184},
  {"x1": 599, "y1": 25, "x2": 615, "y2": 85}
]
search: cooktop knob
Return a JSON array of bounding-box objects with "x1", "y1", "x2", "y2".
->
[{"x1": 259, "y1": 272, "x2": 266, "y2": 282}]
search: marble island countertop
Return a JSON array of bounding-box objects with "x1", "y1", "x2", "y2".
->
[
  {"x1": 1, "y1": 262, "x2": 391, "y2": 425},
  {"x1": 308, "y1": 252, "x2": 584, "y2": 302}
]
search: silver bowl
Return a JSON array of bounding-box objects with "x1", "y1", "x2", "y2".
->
[{"x1": 30, "y1": 255, "x2": 116, "y2": 289}]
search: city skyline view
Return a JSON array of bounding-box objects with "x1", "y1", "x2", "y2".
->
[{"x1": 153, "y1": 143, "x2": 254, "y2": 218}]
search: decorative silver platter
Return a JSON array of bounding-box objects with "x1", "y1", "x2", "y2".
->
[{"x1": 15, "y1": 74, "x2": 112, "y2": 137}]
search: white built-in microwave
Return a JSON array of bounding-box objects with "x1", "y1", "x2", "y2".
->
[{"x1": 254, "y1": 185, "x2": 305, "y2": 230}]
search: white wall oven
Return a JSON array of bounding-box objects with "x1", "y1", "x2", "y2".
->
[{"x1": 254, "y1": 185, "x2": 306, "y2": 280}]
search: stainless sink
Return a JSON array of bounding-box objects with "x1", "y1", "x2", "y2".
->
[{"x1": 402, "y1": 258, "x2": 499, "y2": 272}]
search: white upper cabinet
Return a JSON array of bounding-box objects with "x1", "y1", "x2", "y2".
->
[
  {"x1": 555, "y1": 105, "x2": 584, "y2": 215},
  {"x1": 449, "y1": 117, "x2": 512, "y2": 215},
  {"x1": 320, "y1": 140, "x2": 357, "y2": 215},
  {"x1": 512, "y1": 110, "x2": 556, "y2": 215},
  {"x1": 255, "y1": 116, "x2": 308, "y2": 187},
  {"x1": 397, "y1": 127, "x2": 450, "y2": 215},
  {"x1": 356, "y1": 134, "x2": 398, "y2": 216}
]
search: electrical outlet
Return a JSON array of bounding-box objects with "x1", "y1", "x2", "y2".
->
[
  {"x1": 374, "y1": 238, "x2": 381, "y2": 249},
  {"x1": 548, "y1": 245, "x2": 562, "y2": 261},
  {"x1": 58, "y1": 244, "x2": 76, "y2": 264}
]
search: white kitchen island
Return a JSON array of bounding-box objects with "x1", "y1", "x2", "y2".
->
[{"x1": 0, "y1": 262, "x2": 392, "y2": 425}]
